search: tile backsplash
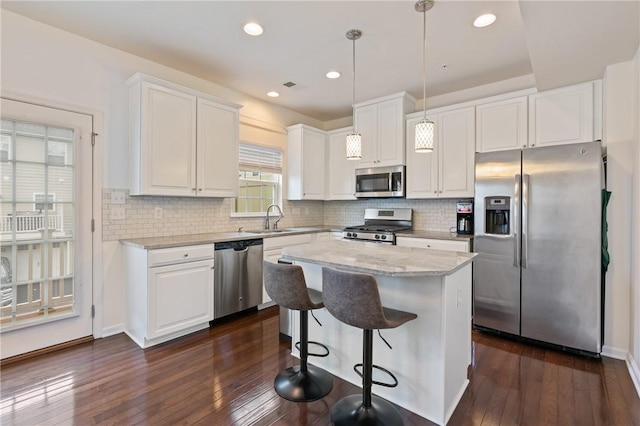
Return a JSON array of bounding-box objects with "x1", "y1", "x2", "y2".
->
[{"x1": 102, "y1": 188, "x2": 460, "y2": 241}]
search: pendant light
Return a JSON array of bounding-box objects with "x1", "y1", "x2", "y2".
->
[
  {"x1": 415, "y1": 0, "x2": 435, "y2": 153},
  {"x1": 346, "y1": 29, "x2": 362, "y2": 160}
]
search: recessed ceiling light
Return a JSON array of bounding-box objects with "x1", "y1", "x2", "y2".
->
[
  {"x1": 267, "y1": 91, "x2": 280, "y2": 98},
  {"x1": 473, "y1": 13, "x2": 496, "y2": 28},
  {"x1": 326, "y1": 71, "x2": 341, "y2": 79},
  {"x1": 243, "y1": 22, "x2": 264, "y2": 36}
]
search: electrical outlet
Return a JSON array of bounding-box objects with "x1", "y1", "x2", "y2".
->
[
  {"x1": 456, "y1": 288, "x2": 462, "y2": 308},
  {"x1": 110, "y1": 190, "x2": 126, "y2": 204},
  {"x1": 110, "y1": 206, "x2": 125, "y2": 220},
  {"x1": 439, "y1": 209, "x2": 445, "y2": 217},
  {"x1": 154, "y1": 207, "x2": 163, "y2": 219}
]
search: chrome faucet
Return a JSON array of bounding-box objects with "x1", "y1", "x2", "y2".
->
[{"x1": 265, "y1": 204, "x2": 283, "y2": 230}]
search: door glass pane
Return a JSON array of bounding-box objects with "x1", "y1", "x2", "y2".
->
[{"x1": 0, "y1": 119, "x2": 76, "y2": 330}]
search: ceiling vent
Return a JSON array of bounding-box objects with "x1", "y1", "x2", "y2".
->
[{"x1": 283, "y1": 81, "x2": 296, "y2": 88}]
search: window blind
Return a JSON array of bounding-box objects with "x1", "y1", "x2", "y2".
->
[{"x1": 239, "y1": 143, "x2": 282, "y2": 173}]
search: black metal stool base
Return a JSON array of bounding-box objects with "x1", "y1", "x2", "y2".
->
[
  {"x1": 331, "y1": 394, "x2": 404, "y2": 426},
  {"x1": 274, "y1": 364, "x2": 333, "y2": 402}
]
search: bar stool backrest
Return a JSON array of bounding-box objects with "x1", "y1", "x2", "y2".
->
[
  {"x1": 263, "y1": 261, "x2": 320, "y2": 311},
  {"x1": 322, "y1": 267, "x2": 391, "y2": 330}
]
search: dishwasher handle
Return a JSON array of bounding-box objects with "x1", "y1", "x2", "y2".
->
[{"x1": 214, "y1": 238, "x2": 263, "y2": 251}]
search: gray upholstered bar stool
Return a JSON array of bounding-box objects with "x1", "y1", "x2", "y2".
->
[
  {"x1": 322, "y1": 266, "x2": 417, "y2": 426},
  {"x1": 263, "y1": 261, "x2": 333, "y2": 402}
]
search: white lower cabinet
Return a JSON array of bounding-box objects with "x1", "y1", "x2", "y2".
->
[
  {"x1": 316, "y1": 231, "x2": 344, "y2": 241},
  {"x1": 396, "y1": 236, "x2": 470, "y2": 252},
  {"x1": 124, "y1": 244, "x2": 214, "y2": 348}
]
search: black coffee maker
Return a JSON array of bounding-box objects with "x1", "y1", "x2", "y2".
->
[{"x1": 456, "y1": 200, "x2": 474, "y2": 235}]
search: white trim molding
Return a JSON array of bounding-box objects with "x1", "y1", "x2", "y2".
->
[
  {"x1": 628, "y1": 352, "x2": 640, "y2": 398},
  {"x1": 602, "y1": 345, "x2": 628, "y2": 360}
]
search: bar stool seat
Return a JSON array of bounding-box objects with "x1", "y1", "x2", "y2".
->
[
  {"x1": 263, "y1": 261, "x2": 333, "y2": 402},
  {"x1": 322, "y1": 266, "x2": 417, "y2": 426}
]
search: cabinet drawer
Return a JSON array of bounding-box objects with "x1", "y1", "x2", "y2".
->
[
  {"x1": 396, "y1": 236, "x2": 469, "y2": 252},
  {"x1": 263, "y1": 234, "x2": 313, "y2": 250},
  {"x1": 148, "y1": 244, "x2": 214, "y2": 267}
]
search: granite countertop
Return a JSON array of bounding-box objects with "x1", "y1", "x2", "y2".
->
[
  {"x1": 281, "y1": 240, "x2": 476, "y2": 277},
  {"x1": 120, "y1": 225, "x2": 343, "y2": 249},
  {"x1": 120, "y1": 225, "x2": 472, "y2": 250}
]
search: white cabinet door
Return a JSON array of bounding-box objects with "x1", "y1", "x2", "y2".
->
[
  {"x1": 529, "y1": 81, "x2": 595, "y2": 147},
  {"x1": 406, "y1": 114, "x2": 438, "y2": 199},
  {"x1": 438, "y1": 107, "x2": 475, "y2": 198},
  {"x1": 406, "y1": 106, "x2": 474, "y2": 199},
  {"x1": 327, "y1": 127, "x2": 356, "y2": 200},
  {"x1": 197, "y1": 98, "x2": 239, "y2": 197},
  {"x1": 476, "y1": 96, "x2": 528, "y2": 152},
  {"x1": 377, "y1": 98, "x2": 406, "y2": 167},
  {"x1": 286, "y1": 124, "x2": 326, "y2": 200},
  {"x1": 355, "y1": 103, "x2": 379, "y2": 168},
  {"x1": 147, "y1": 259, "x2": 214, "y2": 339},
  {"x1": 134, "y1": 81, "x2": 197, "y2": 196},
  {"x1": 396, "y1": 236, "x2": 469, "y2": 252}
]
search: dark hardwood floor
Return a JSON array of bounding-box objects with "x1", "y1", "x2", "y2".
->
[{"x1": 1, "y1": 306, "x2": 639, "y2": 425}]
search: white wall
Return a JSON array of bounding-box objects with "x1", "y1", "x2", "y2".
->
[
  {"x1": 630, "y1": 45, "x2": 640, "y2": 396},
  {"x1": 602, "y1": 62, "x2": 634, "y2": 357}
]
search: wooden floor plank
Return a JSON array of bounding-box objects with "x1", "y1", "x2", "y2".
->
[{"x1": 2, "y1": 308, "x2": 640, "y2": 425}]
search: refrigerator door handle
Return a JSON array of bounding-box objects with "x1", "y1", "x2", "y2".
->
[
  {"x1": 514, "y1": 174, "x2": 521, "y2": 267},
  {"x1": 522, "y1": 174, "x2": 530, "y2": 269}
]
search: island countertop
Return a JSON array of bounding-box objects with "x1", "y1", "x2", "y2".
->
[{"x1": 281, "y1": 240, "x2": 476, "y2": 277}]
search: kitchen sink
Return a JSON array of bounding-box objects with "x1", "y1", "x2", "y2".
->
[{"x1": 245, "y1": 229, "x2": 296, "y2": 235}]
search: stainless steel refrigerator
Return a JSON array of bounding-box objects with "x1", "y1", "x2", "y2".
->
[{"x1": 473, "y1": 141, "x2": 603, "y2": 354}]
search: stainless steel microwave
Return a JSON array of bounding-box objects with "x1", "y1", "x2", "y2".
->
[{"x1": 355, "y1": 165, "x2": 405, "y2": 198}]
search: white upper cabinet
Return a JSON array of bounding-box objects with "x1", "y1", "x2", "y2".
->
[
  {"x1": 406, "y1": 106, "x2": 475, "y2": 199},
  {"x1": 128, "y1": 73, "x2": 241, "y2": 197},
  {"x1": 326, "y1": 127, "x2": 357, "y2": 200},
  {"x1": 355, "y1": 92, "x2": 415, "y2": 168},
  {"x1": 286, "y1": 124, "x2": 326, "y2": 200},
  {"x1": 476, "y1": 96, "x2": 528, "y2": 152},
  {"x1": 528, "y1": 81, "x2": 599, "y2": 148},
  {"x1": 196, "y1": 98, "x2": 241, "y2": 197}
]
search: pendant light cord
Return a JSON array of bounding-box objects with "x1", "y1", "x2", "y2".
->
[
  {"x1": 352, "y1": 34, "x2": 356, "y2": 125},
  {"x1": 422, "y1": 6, "x2": 427, "y2": 120}
]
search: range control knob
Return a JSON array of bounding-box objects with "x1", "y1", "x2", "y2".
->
[
  {"x1": 352, "y1": 233, "x2": 358, "y2": 238},
  {"x1": 375, "y1": 234, "x2": 380, "y2": 240},
  {"x1": 346, "y1": 232, "x2": 352, "y2": 237},
  {"x1": 381, "y1": 235, "x2": 387, "y2": 240}
]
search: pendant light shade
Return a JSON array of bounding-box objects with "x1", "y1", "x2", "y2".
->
[
  {"x1": 346, "y1": 29, "x2": 362, "y2": 160},
  {"x1": 415, "y1": 118, "x2": 435, "y2": 152},
  {"x1": 415, "y1": 0, "x2": 435, "y2": 153},
  {"x1": 346, "y1": 132, "x2": 362, "y2": 159}
]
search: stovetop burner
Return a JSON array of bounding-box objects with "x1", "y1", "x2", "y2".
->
[{"x1": 342, "y1": 208, "x2": 413, "y2": 244}]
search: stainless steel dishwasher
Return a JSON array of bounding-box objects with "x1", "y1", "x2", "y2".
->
[{"x1": 213, "y1": 239, "x2": 263, "y2": 319}]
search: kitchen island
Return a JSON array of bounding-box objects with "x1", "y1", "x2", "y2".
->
[{"x1": 281, "y1": 240, "x2": 476, "y2": 426}]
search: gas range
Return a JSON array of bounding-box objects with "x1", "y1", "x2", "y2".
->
[{"x1": 342, "y1": 208, "x2": 412, "y2": 244}]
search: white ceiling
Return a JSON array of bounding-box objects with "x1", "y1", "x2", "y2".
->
[{"x1": 2, "y1": 1, "x2": 639, "y2": 122}]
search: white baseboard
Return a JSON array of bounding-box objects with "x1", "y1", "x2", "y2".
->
[
  {"x1": 602, "y1": 344, "x2": 628, "y2": 360},
  {"x1": 101, "y1": 324, "x2": 125, "y2": 338},
  {"x1": 627, "y1": 352, "x2": 640, "y2": 398}
]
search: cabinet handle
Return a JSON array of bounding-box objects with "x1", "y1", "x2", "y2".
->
[
  {"x1": 198, "y1": 188, "x2": 203, "y2": 192},
  {"x1": 183, "y1": 253, "x2": 189, "y2": 257},
  {"x1": 530, "y1": 144, "x2": 535, "y2": 147},
  {"x1": 192, "y1": 187, "x2": 196, "y2": 191},
  {"x1": 433, "y1": 191, "x2": 437, "y2": 194}
]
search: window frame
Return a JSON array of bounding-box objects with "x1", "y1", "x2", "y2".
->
[{"x1": 231, "y1": 142, "x2": 283, "y2": 218}]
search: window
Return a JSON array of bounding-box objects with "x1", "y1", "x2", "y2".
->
[
  {"x1": 0, "y1": 135, "x2": 10, "y2": 162},
  {"x1": 233, "y1": 143, "x2": 282, "y2": 216},
  {"x1": 33, "y1": 193, "x2": 55, "y2": 212}
]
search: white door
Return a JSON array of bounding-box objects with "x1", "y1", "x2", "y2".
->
[{"x1": 0, "y1": 98, "x2": 93, "y2": 359}]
